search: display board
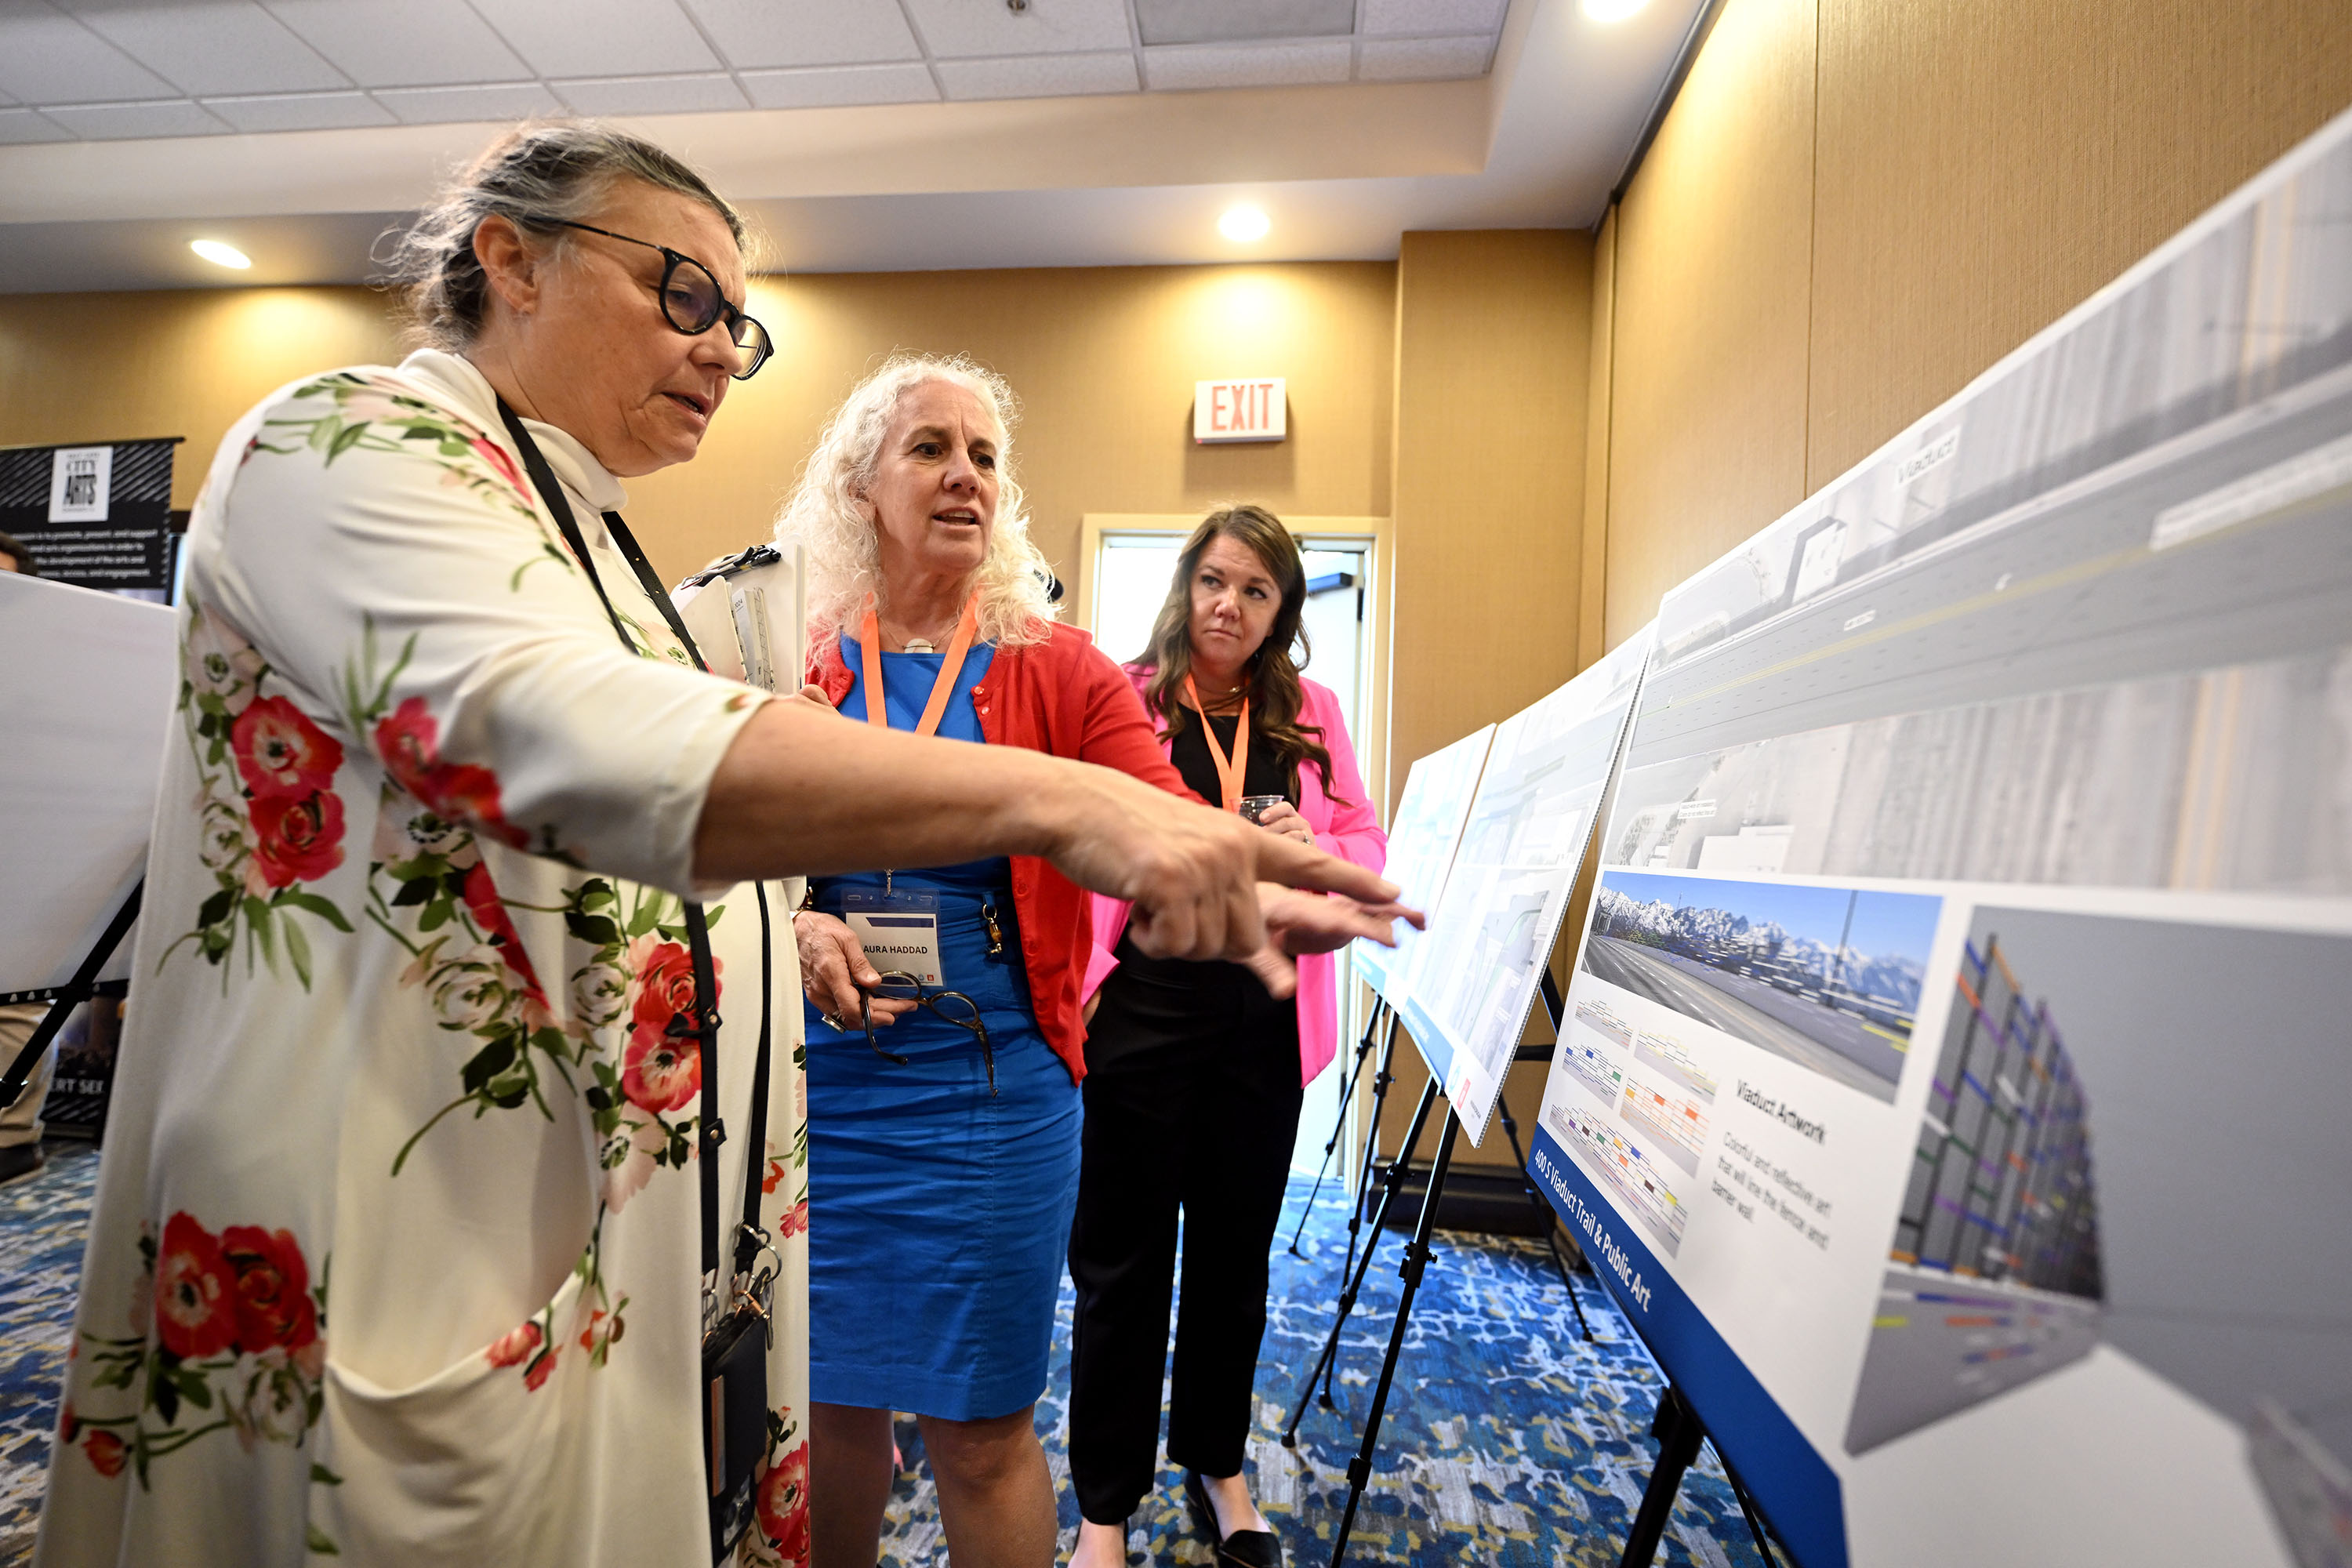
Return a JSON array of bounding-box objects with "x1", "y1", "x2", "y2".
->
[
  {"x1": 1388, "y1": 630, "x2": 1650, "y2": 1145},
  {"x1": 1529, "y1": 106, "x2": 2352, "y2": 1568},
  {"x1": 1350, "y1": 723, "x2": 1493, "y2": 1000},
  {"x1": 0, "y1": 572, "x2": 176, "y2": 992},
  {"x1": 0, "y1": 438, "x2": 180, "y2": 597}
]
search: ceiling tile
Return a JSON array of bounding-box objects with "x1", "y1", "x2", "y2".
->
[
  {"x1": 203, "y1": 89, "x2": 397, "y2": 132},
  {"x1": 934, "y1": 51, "x2": 1137, "y2": 100},
  {"x1": 1359, "y1": 0, "x2": 1508, "y2": 36},
  {"x1": 903, "y1": 0, "x2": 1131, "y2": 59},
  {"x1": 60, "y1": 0, "x2": 350, "y2": 96},
  {"x1": 739, "y1": 63, "x2": 938, "y2": 110},
  {"x1": 38, "y1": 97, "x2": 229, "y2": 138},
  {"x1": 1144, "y1": 40, "x2": 1348, "y2": 89},
  {"x1": 683, "y1": 0, "x2": 920, "y2": 68},
  {"x1": 0, "y1": 107, "x2": 73, "y2": 143},
  {"x1": 1355, "y1": 33, "x2": 1492, "y2": 79},
  {"x1": 466, "y1": 0, "x2": 720, "y2": 78},
  {"x1": 554, "y1": 73, "x2": 750, "y2": 116},
  {"x1": 262, "y1": 0, "x2": 532, "y2": 88},
  {"x1": 0, "y1": 1, "x2": 179, "y2": 104},
  {"x1": 1134, "y1": 0, "x2": 1352, "y2": 46},
  {"x1": 374, "y1": 80, "x2": 565, "y2": 123}
]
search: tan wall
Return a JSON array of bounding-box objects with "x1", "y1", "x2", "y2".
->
[
  {"x1": 0, "y1": 263, "x2": 1396, "y2": 592},
  {"x1": 1380, "y1": 227, "x2": 1594, "y2": 1170},
  {"x1": 1595, "y1": 0, "x2": 2352, "y2": 651}
]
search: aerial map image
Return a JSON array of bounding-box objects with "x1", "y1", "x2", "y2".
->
[{"x1": 1579, "y1": 870, "x2": 1944, "y2": 1102}]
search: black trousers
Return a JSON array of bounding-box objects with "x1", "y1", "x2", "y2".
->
[{"x1": 1066, "y1": 943, "x2": 1305, "y2": 1526}]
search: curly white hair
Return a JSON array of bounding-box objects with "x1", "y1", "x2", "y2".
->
[{"x1": 775, "y1": 354, "x2": 1058, "y2": 656}]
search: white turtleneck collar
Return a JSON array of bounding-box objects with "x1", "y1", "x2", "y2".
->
[{"x1": 397, "y1": 347, "x2": 630, "y2": 516}]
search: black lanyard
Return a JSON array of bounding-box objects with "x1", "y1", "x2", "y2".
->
[{"x1": 497, "y1": 402, "x2": 775, "y2": 1287}]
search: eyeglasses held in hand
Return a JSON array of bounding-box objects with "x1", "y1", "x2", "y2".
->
[
  {"x1": 862, "y1": 971, "x2": 997, "y2": 1097},
  {"x1": 546, "y1": 219, "x2": 774, "y2": 379}
]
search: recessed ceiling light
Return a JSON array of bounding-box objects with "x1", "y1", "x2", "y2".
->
[
  {"x1": 1218, "y1": 205, "x2": 1270, "y2": 242},
  {"x1": 1581, "y1": 0, "x2": 1649, "y2": 20},
  {"x1": 191, "y1": 239, "x2": 252, "y2": 270}
]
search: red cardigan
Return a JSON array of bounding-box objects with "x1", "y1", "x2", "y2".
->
[{"x1": 810, "y1": 622, "x2": 1195, "y2": 1083}]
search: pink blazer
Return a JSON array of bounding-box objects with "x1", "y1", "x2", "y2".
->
[{"x1": 1083, "y1": 666, "x2": 1388, "y2": 1086}]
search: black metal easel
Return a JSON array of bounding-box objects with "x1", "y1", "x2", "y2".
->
[
  {"x1": 1617, "y1": 1382, "x2": 1784, "y2": 1568},
  {"x1": 1286, "y1": 994, "x2": 1390, "y2": 1260},
  {"x1": 0, "y1": 880, "x2": 143, "y2": 1135}
]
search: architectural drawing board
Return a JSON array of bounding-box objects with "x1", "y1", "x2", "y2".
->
[
  {"x1": 0, "y1": 572, "x2": 175, "y2": 991},
  {"x1": 1528, "y1": 103, "x2": 2352, "y2": 1568},
  {"x1": 1392, "y1": 629, "x2": 1650, "y2": 1145},
  {"x1": 1351, "y1": 723, "x2": 1492, "y2": 1000}
]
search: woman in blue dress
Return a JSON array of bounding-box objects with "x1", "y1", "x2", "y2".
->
[{"x1": 773, "y1": 355, "x2": 1409, "y2": 1568}]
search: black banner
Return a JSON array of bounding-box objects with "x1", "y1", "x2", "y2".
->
[{"x1": 0, "y1": 437, "x2": 181, "y2": 593}]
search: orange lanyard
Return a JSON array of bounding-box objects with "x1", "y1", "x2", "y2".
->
[
  {"x1": 858, "y1": 594, "x2": 981, "y2": 738},
  {"x1": 1184, "y1": 674, "x2": 1250, "y2": 812}
]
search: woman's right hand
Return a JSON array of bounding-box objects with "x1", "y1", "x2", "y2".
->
[
  {"x1": 794, "y1": 909, "x2": 919, "y2": 1030},
  {"x1": 1040, "y1": 760, "x2": 1407, "y2": 977}
]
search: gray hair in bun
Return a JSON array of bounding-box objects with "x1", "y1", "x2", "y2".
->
[{"x1": 382, "y1": 122, "x2": 746, "y2": 350}]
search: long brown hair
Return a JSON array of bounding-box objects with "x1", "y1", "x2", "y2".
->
[{"x1": 1136, "y1": 505, "x2": 1346, "y2": 805}]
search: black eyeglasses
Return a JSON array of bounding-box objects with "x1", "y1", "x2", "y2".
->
[
  {"x1": 550, "y1": 219, "x2": 773, "y2": 379},
  {"x1": 861, "y1": 971, "x2": 997, "y2": 1097}
]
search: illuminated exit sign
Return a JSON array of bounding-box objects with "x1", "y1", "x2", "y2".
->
[{"x1": 1194, "y1": 378, "x2": 1286, "y2": 444}]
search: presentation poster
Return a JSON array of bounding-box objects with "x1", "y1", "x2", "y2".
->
[
  {"x1": 1351, "y1": 724, "x2": 1492, "y2": 1000},
  {"x1": 1529, "y1": 107, "x2": 2352, "y2": 1568},
  {"x1": 1391, "y1": 629, "x2": 1650, "y2": 1145}
]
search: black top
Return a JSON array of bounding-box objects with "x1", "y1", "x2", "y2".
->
[{"x1": 1167, "y1": 708, "x2": 1294, "y2": 810}]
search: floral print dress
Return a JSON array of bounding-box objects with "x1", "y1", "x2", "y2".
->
[{"x1": 35, "y1": 350, "x2": 811, "y2": 1568}]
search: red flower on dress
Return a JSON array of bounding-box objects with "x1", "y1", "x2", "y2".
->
[
  {"x1": 83, "y1": 1429, "x2": 127, "y2": 1479},
  {"x1": 230, "y1": 695, "x2": 344, "y2": 800},
  {"x1": 757, "y1": 1439, "x2": 811, "y2": 1558},
  {"x1": 372, "y1": 698, "x2": 528, "y2": 848},
  {"x1": 462, "y1": 861, "x2": 545, "y2": 1000},
  {"x1": 630, "y1": 940, "x2": 702, "y2": 1034},
  {"x1": 154, "y1": 1212, "x2": 241, "y2": 1360},
  {"x1": 622, "y1": 1023, "x2": 702, "y2": 1114},
  {"x1": 57, "y1": 1402, "x2": 78, "y2": 1443},
  {"x1": 219, "y1": 1225, "x2": 318, "y2": 1356},
  {"x1": 469, "y1": 436, "x2": 532, "y2": 503},
  {"x1": 776, "y1": 1200, "x2": 809, "y2": 1242},
  {"x1": 523, "y1": 1346, "x2": 558, "y2": 1392},
  {"x1": 247, "y1": 791, "x2": 346, "y2": 888},
  {"x1": 485, "y1": 1319, "x2": 542, "y2": 1369}
]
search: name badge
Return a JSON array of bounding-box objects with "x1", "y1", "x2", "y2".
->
[{"x1": 840, "y1": 888, "x2": 943, "y2": 987}]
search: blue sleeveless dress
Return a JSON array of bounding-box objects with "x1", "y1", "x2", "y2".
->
[{"x1": 804, "y1": 635, "x2": 1083, "y2": 1420}]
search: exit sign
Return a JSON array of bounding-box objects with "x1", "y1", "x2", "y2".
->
[{"x1": 1194, "y1": 378, "x2": 1286, "y2": 444}]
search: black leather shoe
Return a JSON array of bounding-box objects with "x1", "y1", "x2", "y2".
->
[{"x1": 1183, "y1": 1470, "x2": 1284, "y2": 1568}]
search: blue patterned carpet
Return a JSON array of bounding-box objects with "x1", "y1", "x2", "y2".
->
[
  {"x1": 1, "y1": 1145, "x2": 100, "y2": 1567},
  {"x1": 1, "y1": 1147, "x2": 1769, "y2": 1566}
]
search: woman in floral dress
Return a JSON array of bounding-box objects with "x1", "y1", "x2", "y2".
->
[{"x1": 34, "y1": 125, "x2": 1399, "y2": 1568}]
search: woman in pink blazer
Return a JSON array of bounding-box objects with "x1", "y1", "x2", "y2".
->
[{"x1": 1068, "y1": 506, "x2": 1386, "y2": 1568}]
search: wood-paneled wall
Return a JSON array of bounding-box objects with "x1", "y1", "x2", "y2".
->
[
  {"x1": 1381, "y1": 228, "x2": 1595, "y2": 1170},
  {"x1": 0, "y1": 261, "x2": 1396, "y2": 591},
  {"x1": 1595, "y1": 0, "x2": 2352, "y2": 652}
]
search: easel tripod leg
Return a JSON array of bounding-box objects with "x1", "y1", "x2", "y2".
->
[
  {"x1": 1618, "y1": 1385, "x2": 1704, "y2": 1568},
  {"x1": 1327, "y1": 1109, "x2": 1461, "y2": 1568},
  {"x1": 1282, "y1": 1076, "x2": 1443, "y2": 1448},
  {"x1": 1290, "y1": 1000, "x2": 1385, "y2": 1258},
  {"x1": 1496, "y1": 1100, "x2": 1596, "y2": 1343},
  {"x1": 1321, "y1": 1010, "x2": 1401, "y2": 1409}
]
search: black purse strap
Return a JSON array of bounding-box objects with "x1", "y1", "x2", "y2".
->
[{"x1": 496, "y1": 401, "x2": 776, "y2": 1285}]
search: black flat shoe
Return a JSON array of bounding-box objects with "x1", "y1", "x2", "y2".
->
[{"x1": 1183, "y1": 1470, "x2": 1285, "y2": 1568}]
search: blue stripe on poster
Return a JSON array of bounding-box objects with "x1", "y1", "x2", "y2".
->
[{"x1": 1528, "y1": 1125, "x2": 1849, "y2": 1568}]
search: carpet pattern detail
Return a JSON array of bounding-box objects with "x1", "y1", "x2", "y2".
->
[
  {"x1": 0, "y1": 1150, "x2": 1772, "y2": 1566},
  {"x1": 1, "y1": 1145, "x2": 100, "y2": 1566}
]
